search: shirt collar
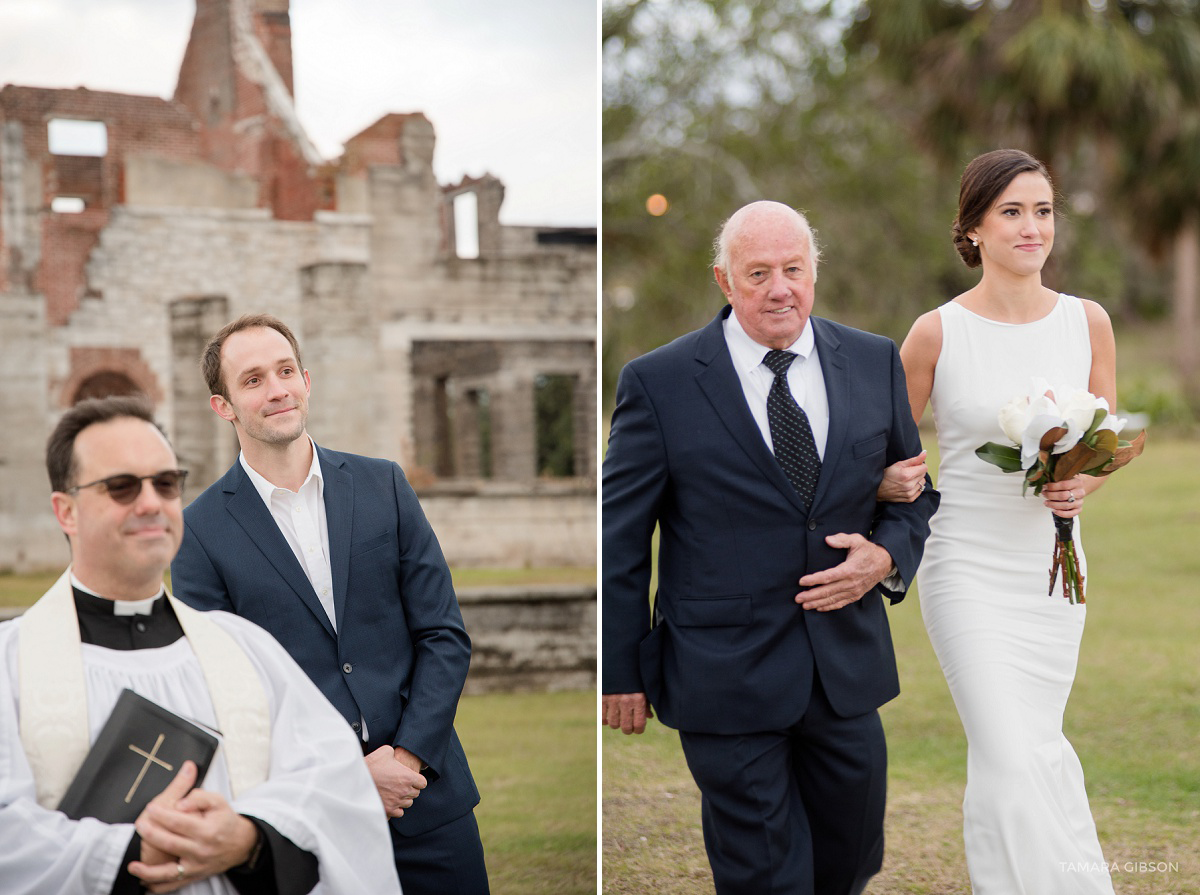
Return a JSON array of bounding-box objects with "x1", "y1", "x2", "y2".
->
[
  {"x1": 70, "y1": 570, "x2": 164, "y2": 616},
  {"x1": 239, "y1": 435, "x2": 323, "y2": 502},
  {"x1": 725, "y1": 306, "x2": 816, "y2": 375}
]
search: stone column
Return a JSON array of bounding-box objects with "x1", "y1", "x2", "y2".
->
[
  {"x1": 491, "y1": 367, "x2": 537, "y2": 481},
  {"x1": 0, "y1": 294, "x2": 62, "y2": 570},
  {"x1": 170, "y1": 296, "x2": 232, "y2": 494},
  {"x1": 299, "y1": 261, "x2": 375, "y2": 457},
  {"x1": 574, "y1": 348, "x2": 597, "y2": 479},
  {"x1": 453, "y1": 382, "x2": 486, "y2": 479}
]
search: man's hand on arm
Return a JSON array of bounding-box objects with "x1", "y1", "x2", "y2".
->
[
  {"x1": 601, "y1": 693, "x2": 653, "y2": 735},
  {"x1": 129, "y1": 761, "x2": 259, "y2": 893},
  {"x1": 795, "y1": 534, "x2": 895, "y2": 612},
  {"x1": 365, "y1": 745, "x2": 428, "y2": 818}
]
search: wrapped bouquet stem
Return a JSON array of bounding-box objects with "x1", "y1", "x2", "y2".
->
[
  {"x1": 1050, "y1": 514, "x2": 1084, "y2": 603},
  {"x1": 975, "y1": 379, "x2": 1146, "y2": 604}
]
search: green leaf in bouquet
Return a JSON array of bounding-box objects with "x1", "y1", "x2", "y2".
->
[
  {"x1": 1024, "y1": 463, "x2": 1049, "y2": 495},
  {"x1": 974, "y1": 442, "x2": 1023, "y2": 473},
  {"x1": 1079, "y1": 452, "x2": 1116, "y2": 476},
  {"x1": 1081, "y1": 407, "x2": 1108, "y2": 441},
  {"x1": 1090, "y1": 428, "x2": 1119, "y2": 455}
]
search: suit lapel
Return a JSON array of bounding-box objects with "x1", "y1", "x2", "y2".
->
[
  {"x1": 694, "y1": 306, "x2": 809, "y2": 513},
  {"x1": 318, "y1": 446, "x2": 353, "y2": 631},
  {"x1": 811, "y1": 317, "x2": 849, "y2": 511},
  {"x1": 221, "y1": 462, "x2": 336, "y2": 637}
]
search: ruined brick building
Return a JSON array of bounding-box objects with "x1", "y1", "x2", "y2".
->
[{"x1": 0, "y1": 0, "x2": 597, "y2": 572}]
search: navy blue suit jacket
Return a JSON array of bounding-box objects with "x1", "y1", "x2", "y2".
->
[
  {"x1": 172, "y1": 445, "x2": 479, "y2": 837},
  {"x1": 602, "y1": 307, "x2": 939, "y2": 733}
]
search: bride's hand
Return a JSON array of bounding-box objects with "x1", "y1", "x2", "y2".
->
[
  {"x1": 876, "y1": 451, "x2": 928, "y2": 503},
  {"x1": 1043, "y1": 475, "x2": 1089, "y2": 518}
]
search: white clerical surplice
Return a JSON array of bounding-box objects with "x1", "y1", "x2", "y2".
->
[{"x1": 0, "y1": 580, "x2": 403, "y2": 895}]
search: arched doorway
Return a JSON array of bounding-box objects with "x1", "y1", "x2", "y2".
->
[{"x1": 71, "y1": 371, "x2": 143, "y2": 403}]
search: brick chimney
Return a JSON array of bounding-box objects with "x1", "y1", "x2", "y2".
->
[
  {"x1": 174, "y1": 0, "x2": 240, "y2": 130},
  {"x1": 253, "y1": 0, "x2": 295, "y2": 97},
  {"x1": 173, "y1": 0, "x2": 323, "y2": 219}
]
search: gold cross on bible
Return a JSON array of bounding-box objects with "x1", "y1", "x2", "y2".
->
[{"x1": 125, "y1": 733, "x2": 174, "y2": 804}]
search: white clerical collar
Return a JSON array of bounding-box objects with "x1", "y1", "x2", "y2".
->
[
  {"x1": 240, "y1": 435, "x2": 324, "y2": 502},
  {"x1": 725, "y1": 306, "x2": 816, "y2": 376},
  {"x1": 69, "y1": 571, "x2": 163, "y2": 616}
]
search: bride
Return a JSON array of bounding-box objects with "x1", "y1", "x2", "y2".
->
[{"x1": 888, "y1": 148, "x2": 1116, "y2": 893}]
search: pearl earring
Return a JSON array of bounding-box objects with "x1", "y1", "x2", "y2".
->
[{"x1": 971, "y1": 239, "x2": 979, "y2": 247}]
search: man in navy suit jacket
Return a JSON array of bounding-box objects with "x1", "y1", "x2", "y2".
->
[
  {"x1": 602, "y1": 201, "x2": 938, "y2": 894},
  {"x1": 172, "y1": 314, "x2": 488, "y2": 895}
]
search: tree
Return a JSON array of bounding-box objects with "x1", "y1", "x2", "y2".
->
[
  {"x1": 602, "y1": 0, "x2": 969, "y2": 405},
  {"x1": 853, "y1": 0, "x2": 1200, "y2": 404}
]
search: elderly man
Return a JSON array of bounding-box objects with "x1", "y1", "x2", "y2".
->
[
  {"x1": 0, "y1": 395, "x2": 402, "y2": 895},
  {"x1": 602, "y1": 201, "x2": 939, "y2": 894}
]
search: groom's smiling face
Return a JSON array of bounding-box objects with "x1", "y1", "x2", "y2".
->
[{"x1": 715, "y1": 206, "x2": 816, "y2": 351}]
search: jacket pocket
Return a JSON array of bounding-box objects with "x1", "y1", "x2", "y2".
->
[
  {"x1": 851, "y1": 433, "x2": 887, "y2": 459},
  {"x1": 350, "y1": 531, "x2": 392, "y2": 556},
  {"x1": 675, "y1": 595, "x2": 751, "y2": 627}
]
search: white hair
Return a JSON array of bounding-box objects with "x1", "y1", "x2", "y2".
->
[{"x1": 712, "y1": 200, "x2": 820, "y2": 282}]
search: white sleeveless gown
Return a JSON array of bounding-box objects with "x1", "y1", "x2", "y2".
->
[{"x1": 918, "y1": 296, "x2": 1114, "y2": 894}]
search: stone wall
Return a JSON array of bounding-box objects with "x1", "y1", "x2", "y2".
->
[
  {"x1": 0, "y1": 585, "x2": 598, "y2": 695},
  {"x1": 421, "y1": 484, "x2": 595, "y2": 568},
  {"x1": 458, "y1": 584, "x2": 596, "y2": 694}
]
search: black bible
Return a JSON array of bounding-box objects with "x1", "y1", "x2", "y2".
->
[{"x1": 57, "y1": 688, "x2": 220, "y2": 823}]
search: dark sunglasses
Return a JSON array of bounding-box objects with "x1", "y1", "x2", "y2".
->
[{"x1": 66, "y1": 469, "x2": 189, "y2": 504}]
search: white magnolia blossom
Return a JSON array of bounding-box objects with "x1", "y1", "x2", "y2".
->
[{"x1": 996, "y1": 379, "x2": 1114, "y2": 469}]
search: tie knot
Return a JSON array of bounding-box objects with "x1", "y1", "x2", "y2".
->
[{"x1": 763, "y1": 349, "x2": 797, "y2": 377}]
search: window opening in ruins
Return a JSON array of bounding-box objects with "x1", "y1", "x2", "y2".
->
[
  {"x1": 535, "y1": 374, "x2": 576, "y2": 478},
  {"x1": 433, "y1": 376, "x2": 455, "y2": 477},
  {"x1": 469, "y1": 389, "x2": 494, "y2": 479},
  {"x1": 48, "y1": 119, "x2": 108, "y2": 157},
  {"x1": 51, "y1": 197, "x2": 86, "y2": 214},
  {"x1": 453, "y1": 192, "x2": 480, "y2": 259}
]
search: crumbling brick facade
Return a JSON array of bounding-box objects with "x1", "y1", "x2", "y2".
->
[{"x1": 0, "y1": 0, "x2": 596, "y2": 572}]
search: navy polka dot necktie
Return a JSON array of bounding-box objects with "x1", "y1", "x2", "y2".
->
[{"x1": 763, "y1": 349, "x2": 821, "y2": 508}]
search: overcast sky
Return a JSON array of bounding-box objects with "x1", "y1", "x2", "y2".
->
[{"x1": 0, "y1": 0, "x2": 597, "y2": 226}]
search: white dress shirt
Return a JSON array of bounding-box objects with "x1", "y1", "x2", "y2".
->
[
  {"x1": 723, "y1": 308, "x2": 829, "y2": 459},
  {"x1": 240, "y1": 438, "x2": 337, "y2": 631}
]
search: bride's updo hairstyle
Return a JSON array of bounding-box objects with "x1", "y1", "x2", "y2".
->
[{"x1": 952, "y1": 149, "x2": 1053, "y2": 269}]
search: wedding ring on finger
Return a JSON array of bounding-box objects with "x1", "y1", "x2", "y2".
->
[
  {"x1": 1067, "y1": 492, "x2": 1076, "y2": 503},
  {"x1": 176, "y1": 863, "x2": 185, "y2": 881}
]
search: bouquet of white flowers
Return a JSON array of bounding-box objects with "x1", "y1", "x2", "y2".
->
[{"x1": 976, "y1": 379, "x2": 1146, "y2": 604}]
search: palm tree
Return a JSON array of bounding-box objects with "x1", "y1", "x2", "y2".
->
[{"x1": 854, "y1": 0, "x2": 1200, "y2": 403}]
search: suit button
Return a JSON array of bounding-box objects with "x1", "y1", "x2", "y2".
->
[
  {"x1": 342, "y1": 663, "x2": 353, "y2": 674},
  {"x1": 807, "y1": 520, "x2": 817, "y2": 531},
  {"x1": 351, "y1": 721, "x2": 361, "y2": 732}
]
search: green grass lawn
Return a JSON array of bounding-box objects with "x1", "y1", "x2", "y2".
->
[
  {"x1": 0, "y1": 570, "x2": 60, "y2": 609},
  {"x1": 458, "y1": 689, "x2": 596, "y2": 895},
  {"x1": 603, "y1": 436, "x2": 1200, "y2": 894}
]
